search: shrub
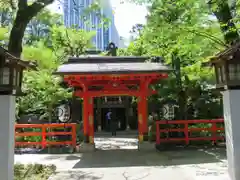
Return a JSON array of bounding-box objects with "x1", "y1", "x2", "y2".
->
[{"x1": 14, "y1": 164, "x2": 56, "y2": 180}]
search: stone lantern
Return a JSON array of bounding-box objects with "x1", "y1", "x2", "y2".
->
[
  {"x1": 0, "y1": 46, "x2": 35, "y2": 95},
  {"x1": 209, "y1": 42, "x2": 240, "y2": 180},
  {"x1": 210, "y1": 43, "x2": 240, "y2": 90},
  {"x1": 0, "y1": 46, "x2": 35, "y2": 180}
]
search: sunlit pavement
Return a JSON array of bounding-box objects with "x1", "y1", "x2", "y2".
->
[
  {"x1": 15, "y1": 137, "x2": 229, "y2": 180},
  {"x1": 94, "y1": 137, "x2": 138, "y2": 150}
]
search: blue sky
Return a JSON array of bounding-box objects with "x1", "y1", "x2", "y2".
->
[{"x1": 47, "y1": 0, "x2": 147, "y2": 38}]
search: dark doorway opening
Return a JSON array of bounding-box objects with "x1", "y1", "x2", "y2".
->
[{"x1": 101, "y1": 108, "x2": 126, "y2": 131}]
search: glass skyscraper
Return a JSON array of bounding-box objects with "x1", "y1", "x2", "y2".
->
[{"x1": 63, "y1": 0, "x2": 119, "y2": 50}]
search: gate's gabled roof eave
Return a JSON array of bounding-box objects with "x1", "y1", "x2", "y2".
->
[{"x1": 55, "y1": 56, "x2": 171, "y2": 75}]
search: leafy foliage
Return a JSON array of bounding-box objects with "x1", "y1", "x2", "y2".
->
[
  {"x1": 14, "y1": 164, "x2": 56, "y2": 180},
  {"x1": 17, "y1": 28, "x2": 93, "y2": 118},
  {"x1": 51, "y1": 25, "x2": 94, "y2": 57},
  {"x1": 17, "y1": 70, "x2": 72, "y2": 117},
  {"x1": 124, "y1": 0, "x2": 225, "y2": 119},
  {"x1": 25, "y1": 10, "x2": 62, "y2": 45},
  {"x1": 15, "y1": 22, "x2": 91, "y2": 120}
]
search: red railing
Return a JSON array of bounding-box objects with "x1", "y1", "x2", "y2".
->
[
  {"x1": 156, "y1": 119, "x2": 225, "y2": 145},
  {"x1": 15, "y1": 123, "x2": 77, "y2": 148}
]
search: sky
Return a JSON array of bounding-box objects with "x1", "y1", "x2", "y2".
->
[
  {"x1": 47, "y1": 0, "x2": 148, "y2": 38},
  {"x1": 110, "y1": 0, "x2": 147, "y2": 38}
]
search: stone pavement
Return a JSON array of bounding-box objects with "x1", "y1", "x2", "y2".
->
[{"x1": 14, "y1": 137, "x2": 229, "y2": 180}]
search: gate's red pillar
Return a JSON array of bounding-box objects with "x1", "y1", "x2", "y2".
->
[
  {"x1": 138, "y1": 82, "x2": 149, "y2": 142},
  {"x1": 83, "y1": 95, "x2": 89, "y2": 142},
  {"x1": 141, "y1": 95, "x2": 148, "y2": 134},
  {"x1": 137, "y1": 96, "x2": 143, "y2": 142},
  {"x1": 88, "y1": 97, "x2": 94, "y2": 144},
  {"x1": 137, "y1": 94, "x2": 148, "y2": 142}
]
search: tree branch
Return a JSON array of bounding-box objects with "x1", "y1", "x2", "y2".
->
[
  {"x1": 185, "y1": 28, "x2": 228, "y2": 47},
  {"x1": 27, "y1": 0, "x2": 54, "y2": 19},
  {"x1": 208, "y1": 0, "x2": 240, "y2": 45},
  {"x1": 8, "y1": 0, "x2": 55, "y2": 56},
  {"x1": 18, "y1": 0, "x2": 27, "y2": 10}
]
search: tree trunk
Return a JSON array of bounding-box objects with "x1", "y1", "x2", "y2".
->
[
  {"x1": 208, "y1": 0, "x2": 240, "y2": 45},
  {"x1": 8, "y1": 1, "x2": 54, "y2": 57},
  {"x1": 172, "y1": 53, "x2": 186, "y2": 119},
  {"x1": 8, "y1": 11, "x2": 29, "y2": 57}
]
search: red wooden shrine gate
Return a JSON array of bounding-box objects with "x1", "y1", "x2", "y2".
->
[{"x1": 56, "y1": 55, "x2": 170, "y2": 145}]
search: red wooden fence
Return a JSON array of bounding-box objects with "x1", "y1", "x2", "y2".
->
[
  {"x1": 156, "y1": 119, "x2": 225, "y2": 145},
  {"x1": 15, "y1": 123, "x2": 77, "y2": 148}
]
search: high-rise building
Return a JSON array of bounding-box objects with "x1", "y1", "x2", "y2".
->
[{"x1": 63, "y1": 0, "x2": 119, "y2": 50}]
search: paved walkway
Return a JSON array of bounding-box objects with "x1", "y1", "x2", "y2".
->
[{"x1": 15, "y1": 138, "x2": 229, "y2": 180}]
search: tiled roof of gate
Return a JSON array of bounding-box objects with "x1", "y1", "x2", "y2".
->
[{"x1": 55, "y1": 56, "x2": 171, "y2": 75}]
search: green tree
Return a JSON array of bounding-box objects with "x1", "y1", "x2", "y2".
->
[
  {"x1": 51, "y1": 25, "x2": 94, "y2": 57},
  {"x1": 207, "y1": 0, "x2": 239, "y2": 45},
  {"x1": 17, "y1": 42, "x2": 71, "y2": 119},
  {"x1": 131, "y1": 0, "x2": 239, "y2": 45},
  {"x1": 17, "y1": 70, "x2": 72, "y2": 120},
  {"x1": 7, "y1": 0, "x2": 56, "y2": 57},
  {"x1": 17, "y1": 24, "x2": 94, "y2": 117},
  {"x1": 125, "y1": 0, "x2": 224, "y2": 119},
  {"x1": 25, "y1": 9, "x2": 62, "y2": 45}
]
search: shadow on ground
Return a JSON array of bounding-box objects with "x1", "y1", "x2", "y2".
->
[
  {"x1": 15, "y1": 136, "x2": 227, "y2": 172},
  {"x1": 68, "y1": 147, "x2": 226, "y2": 169}
]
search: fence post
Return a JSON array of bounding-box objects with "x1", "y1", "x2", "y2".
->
[
  {"x1": 156, "y1": 122, "x2": 160, "y2": 145},
  {"x1": 72, "y1": 124, "x2": 77, "y2": 148},
  {"x1": 211, "y1": 121, "x2": 217, "y2": 145},
  {"x1": 184, "y1": 121, "x2": 189, "y2": 145},
  {"x1": 42, "y1": 124, "x2": 46, "y2": 149}
]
